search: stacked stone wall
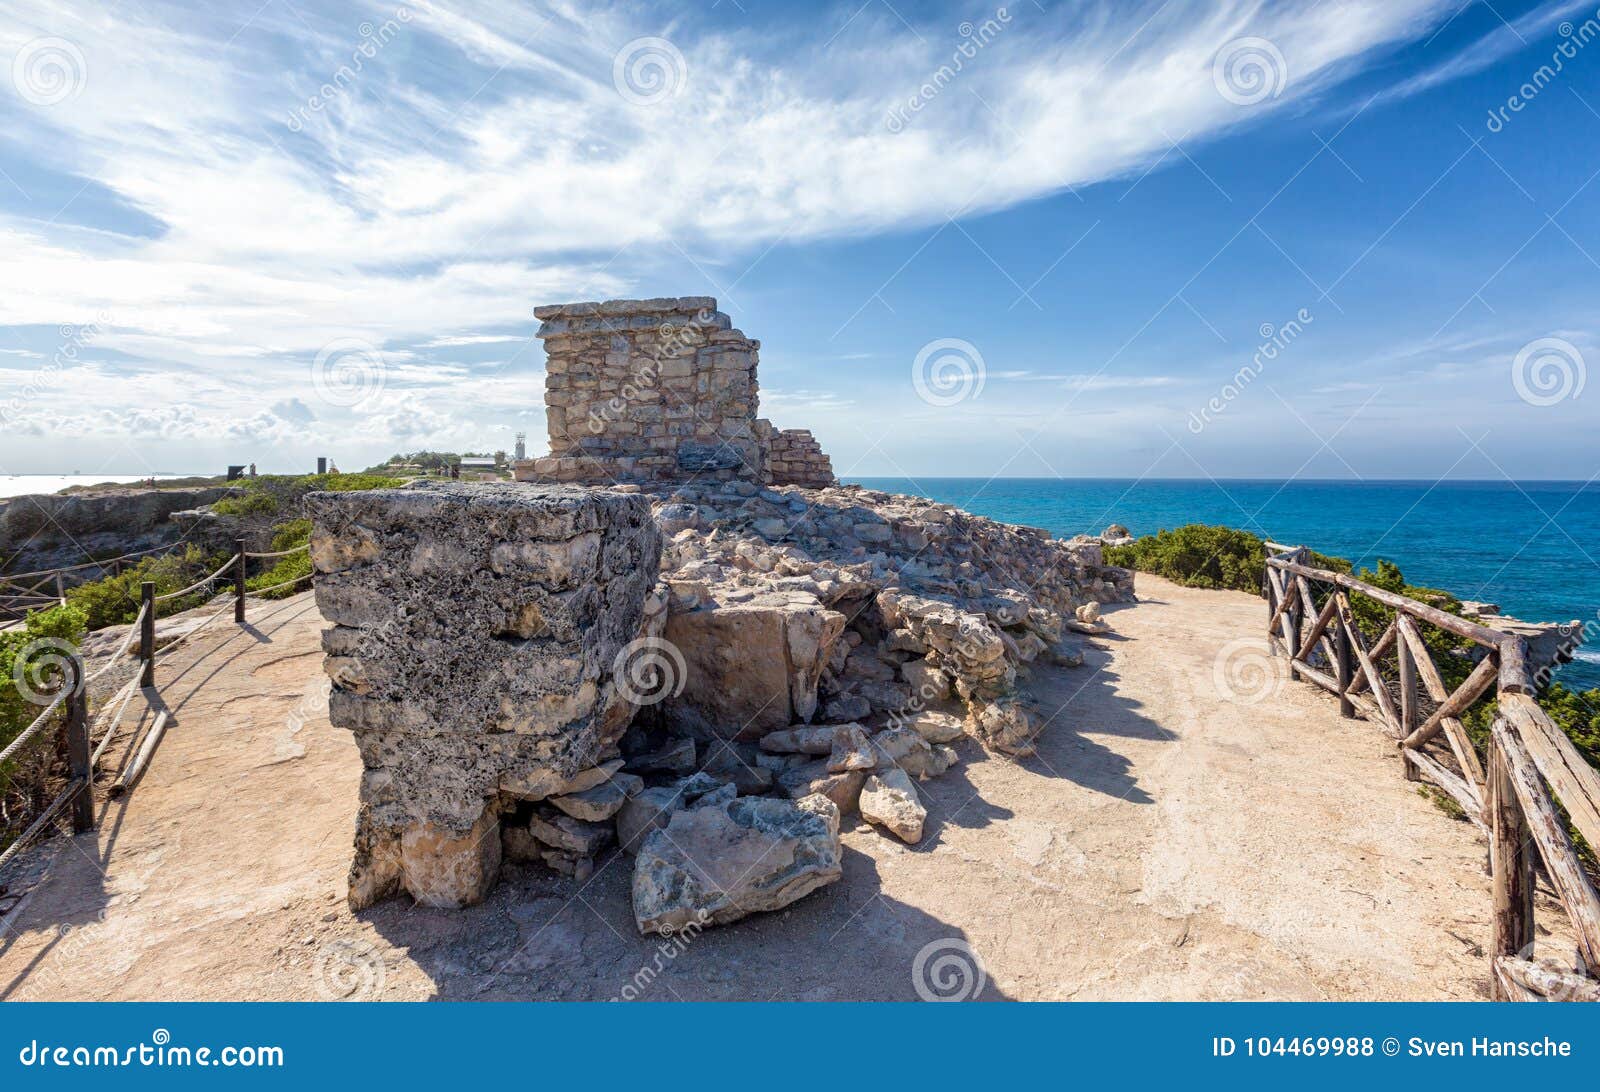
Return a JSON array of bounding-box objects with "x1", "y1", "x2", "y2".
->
[
  {"x1": 515, "y1": 297, "x2": 764, "y2": 485},
  {"x1": 766, "y1": 428, "x2": 835, "y2": 488}
]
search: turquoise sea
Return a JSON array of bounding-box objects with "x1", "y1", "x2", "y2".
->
[{"x1": 850, "y1": 478, "x2": 1600, "y2": 691}]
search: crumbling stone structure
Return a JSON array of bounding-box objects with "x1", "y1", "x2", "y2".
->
[
  {"x1": 765, "y1": 428, "x2": 836, "y2": 488},
  {"x1": 514, "y1": 297, "x2": 835, "y2": 489},
  {"x1": 515, "y1": 297, "x2": 767, "y2": 485},
  {"x1": 307, "y1": 481, "x2": 663, "y2": 909}
]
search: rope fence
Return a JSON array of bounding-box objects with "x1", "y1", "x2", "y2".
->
[
  {"x1": 152, "y1": 554, "x2": 236, "y2": 603},
  {"x1": 1, "y1": 538, "x2": 317, "y2": 879}
]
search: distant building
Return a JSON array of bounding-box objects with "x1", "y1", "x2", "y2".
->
[
  {"x1": 514, "y1": 432, "x2": 526, "y2": 461},
  {"x1": 459, "y1": 457, "x2": 497, "y2": 470}
]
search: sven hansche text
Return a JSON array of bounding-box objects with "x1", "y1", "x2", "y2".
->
[{"x1": 1409, "y1": 1037, "x2": 1572, "y2": 1058}]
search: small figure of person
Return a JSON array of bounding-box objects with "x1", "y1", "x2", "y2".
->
[{"x1": 248, "y1": 462, "x2": 257, "y2": 478}]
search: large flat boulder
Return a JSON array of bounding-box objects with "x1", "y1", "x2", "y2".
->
[
  {"x1": 663, "y1": 591, "x2": 844, "y2": 739},
  {"x1": 632, "y1": 796, "x2": 842, "y2": 933}
]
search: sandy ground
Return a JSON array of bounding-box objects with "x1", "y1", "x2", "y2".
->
[{"x1": 0, "y1": 576, "x2": 1502, "y2": 1001}]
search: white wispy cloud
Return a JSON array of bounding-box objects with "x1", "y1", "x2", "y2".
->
[{"x1": 0, "y1": 0, "x2": 1462, "y2": 462}]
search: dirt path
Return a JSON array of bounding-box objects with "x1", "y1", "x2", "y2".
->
[{"x1": 0, "y1": 576, "x2": 1495, "y2": 1001}]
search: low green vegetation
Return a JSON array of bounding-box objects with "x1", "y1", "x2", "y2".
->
[
  {"x1": 56, "y1": 473, "x2": 404, "y2": 627},
  {"x1": 57, "y1": 475, "x2": 225, "y2": 494},
  {"x1": 2, "y1": 604, "x2": 87, "y2": 846},
  {"x1": 64, "y1": 544, "x2": 224, "y2": 629},
  {"x1": 247, "y1": 519, "x2": 312, "y2": 600},
  {"x1": 362, "y1": 450, "x2": 492, "y2": 474},
  {"x1": 1104, "y1": 524, "x2": 1348, "y2": 592}
]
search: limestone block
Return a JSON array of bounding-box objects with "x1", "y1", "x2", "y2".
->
[
  {"x1": 310, "y1": 482, "x2": 660, "y2": 909},
  {"x1": 663, "y1": 593, "x2": 844, "y2": 739},
  {"x1": 632, "y1": 796, "x2": 842, "y2": 933}
]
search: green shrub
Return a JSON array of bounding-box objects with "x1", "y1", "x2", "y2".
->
[
  {"x1": 211, "y1": 491, "x2": 280, "y2": 517},
  {"x1": 1104, "y1": 524, "x2": 1348, "y2": 594},
  {"x1": 64, "y1": 545, "x2": 224, "y2": 629},
  {"x1": 2, "y1": 604, "x2": 88, "y2": 840},
  {"x1": 246, "y1": 519, "x2": 312, "y2": 599}
]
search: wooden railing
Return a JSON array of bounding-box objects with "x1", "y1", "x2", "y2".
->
[
  {"x1": 0, "y1": 542, "x2": 185, "y2": 625},
  {"x1": 0, "y1": 540, "x2": 311, "y2": 875},
  {"x1": 1264, "y1": 542, "x2": 1600, "y2": 1001}
]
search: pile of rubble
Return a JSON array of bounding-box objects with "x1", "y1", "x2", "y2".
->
[{"x1": 310, "y1": 478, "x2": 1132, "y2": 934}]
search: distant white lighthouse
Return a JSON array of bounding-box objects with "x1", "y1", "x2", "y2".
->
[{"x1": 514, "y1": 431, "x2": 526, "y2": 461}]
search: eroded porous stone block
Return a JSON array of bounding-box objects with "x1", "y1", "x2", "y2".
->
[{"x1": 308, "y1": 481, "x2": 661, "y2": 909}]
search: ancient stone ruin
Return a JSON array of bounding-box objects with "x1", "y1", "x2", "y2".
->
[
  {"x1": 516, "y1": 297, "x2": 766, "y2": 485},
  {"x1": 311, "y1": 297, "x2": 1134, "y2": 932},
  {"x1": 513, "y1": 297, "x2": 835, "y2": 489},
  {"x1": 307, "y1": 482, "x2": 664, "y2": 909},
  {"x1": 766, "y1": 428, "x2": 835, "y2": 488}
]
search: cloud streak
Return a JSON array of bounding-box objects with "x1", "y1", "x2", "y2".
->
[{"x1": 0, "y1": 0, "x2": 1465, "y2": 464}]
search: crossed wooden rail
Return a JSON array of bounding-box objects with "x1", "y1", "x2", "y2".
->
[
  {"x1": 0, "y1": 543, "x2": 182, "y2": 625},
  {"x1": 1264, "y1": 542, "x2": 1600, "y2": 1001}
]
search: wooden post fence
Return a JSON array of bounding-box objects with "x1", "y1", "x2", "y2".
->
[
  {"x1": 64, "y1": 651, "x2": 93, "y2": 833},
  {"x1": 1264, "y1": 544, "x2": 1600, "y2": 1002},
  {"x1": 139, "y1": 580, "x2": 156, "y2": 688},
  {"x1": 234, "y1": 537, "x2": 248, "y2": 623}
]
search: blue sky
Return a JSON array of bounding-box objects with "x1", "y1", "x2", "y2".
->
[{"x1": 0, "y1": 0, "x2": 1597, "y2": 480}]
